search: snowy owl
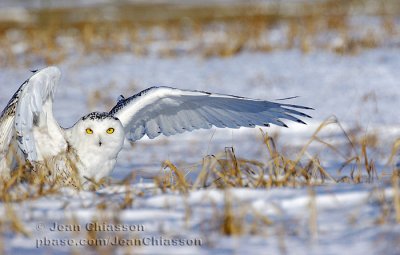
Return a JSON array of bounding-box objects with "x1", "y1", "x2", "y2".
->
[{"x1": 0, "y1": 66, "x2": 312, "y2": 188}]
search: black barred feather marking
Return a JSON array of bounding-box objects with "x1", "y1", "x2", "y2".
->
[
  {"x1": 81, "y1": 112, "x2": 119, "y2": 121},
  {"x1": 0, "y1": 80, "x2": 28, "y2": 118}
]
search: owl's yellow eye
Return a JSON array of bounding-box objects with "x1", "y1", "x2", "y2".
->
[
  {"x1": 86, "y1": 128, "x2": 93, "y2": 134},
  {"x1": 106, "y1": 128, "x2": 115, "y2": 134}
]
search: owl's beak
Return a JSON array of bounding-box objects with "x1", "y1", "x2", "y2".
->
[{"x1": 98, "y1": 138, "x2": 103, "y2": 147}]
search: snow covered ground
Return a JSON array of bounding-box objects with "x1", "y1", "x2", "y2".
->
[
  {"x1": 0, "y1": 48, "x2": 398, "y2": 255},
  {"x1": 0, "y1": 5, "x2": 400, "y2": 254}
]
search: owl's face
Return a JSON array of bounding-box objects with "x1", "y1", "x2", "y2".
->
[{"x1": 69, "y1": 112, "x2": 125, "y2": 160}]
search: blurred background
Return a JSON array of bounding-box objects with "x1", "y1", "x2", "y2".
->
[{"x1": 0, "y1": 0, "x2": 398, "y2": 67}]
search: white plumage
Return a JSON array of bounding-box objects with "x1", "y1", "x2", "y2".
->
[{"x1": 0, "y1": 67, "x2": 312, "y2": 188}]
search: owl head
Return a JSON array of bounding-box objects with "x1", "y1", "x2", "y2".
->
[{"x1": 68, "y1": 112, "x2": 125, "y2": 160}]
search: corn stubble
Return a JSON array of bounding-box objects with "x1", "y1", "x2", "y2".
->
[
  {"x1": 0, "y1": 0, "x2": 398, "y2": 66},
  {"x1": 0, "y1": 116, "x2": 397, "y2": 252},
  {"x1": 0, "y1": 0, "x2": 399, "y2": 250}
]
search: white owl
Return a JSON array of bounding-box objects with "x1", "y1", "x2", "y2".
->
[{"x1": 0, "y1": 67, "x2": 312, "y2": 188}]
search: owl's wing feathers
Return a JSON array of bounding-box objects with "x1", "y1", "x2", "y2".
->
[
  {"x1": 110, "y1": 86, "x2": 313, "y2": 141},
  {"x1": 0, "y1": 87, "x2": 21, "y2": 158},
  {"x1": 0, "y1": 66, "x2": 64, "y2": 162}
]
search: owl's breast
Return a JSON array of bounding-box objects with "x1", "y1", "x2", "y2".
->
[{"x1": 73, "y1": 146, "x2": 119, "y2": 185}]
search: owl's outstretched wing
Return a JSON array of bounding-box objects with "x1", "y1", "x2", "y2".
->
[
  {"x1": 109, "y1": 86, "x2": 313, "y2": 141},
  {"x1": 0, "y1": 66, "x2": 65, "y2": 164}
]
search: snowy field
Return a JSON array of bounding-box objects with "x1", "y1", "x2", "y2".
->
[
  {"x1": 0, "y1": 1, "x2": 400, "y2": 255},
  {"x1": 0, "y1": 49, "x2": 398, "y2": 255}
]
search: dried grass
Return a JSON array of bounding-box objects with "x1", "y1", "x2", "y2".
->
[
  {"x1": 153, "y1": 116, "x2": 400, "y2": 237},
  {"x1": 0, "y1": 1, "x2": 399, "y2": 247},
  {"x1": 0, "y1": 0, "x2": 398, "y2": 66},
  {"x1": 0, "y1": 116, "x2": 398, "y2": 245}
]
